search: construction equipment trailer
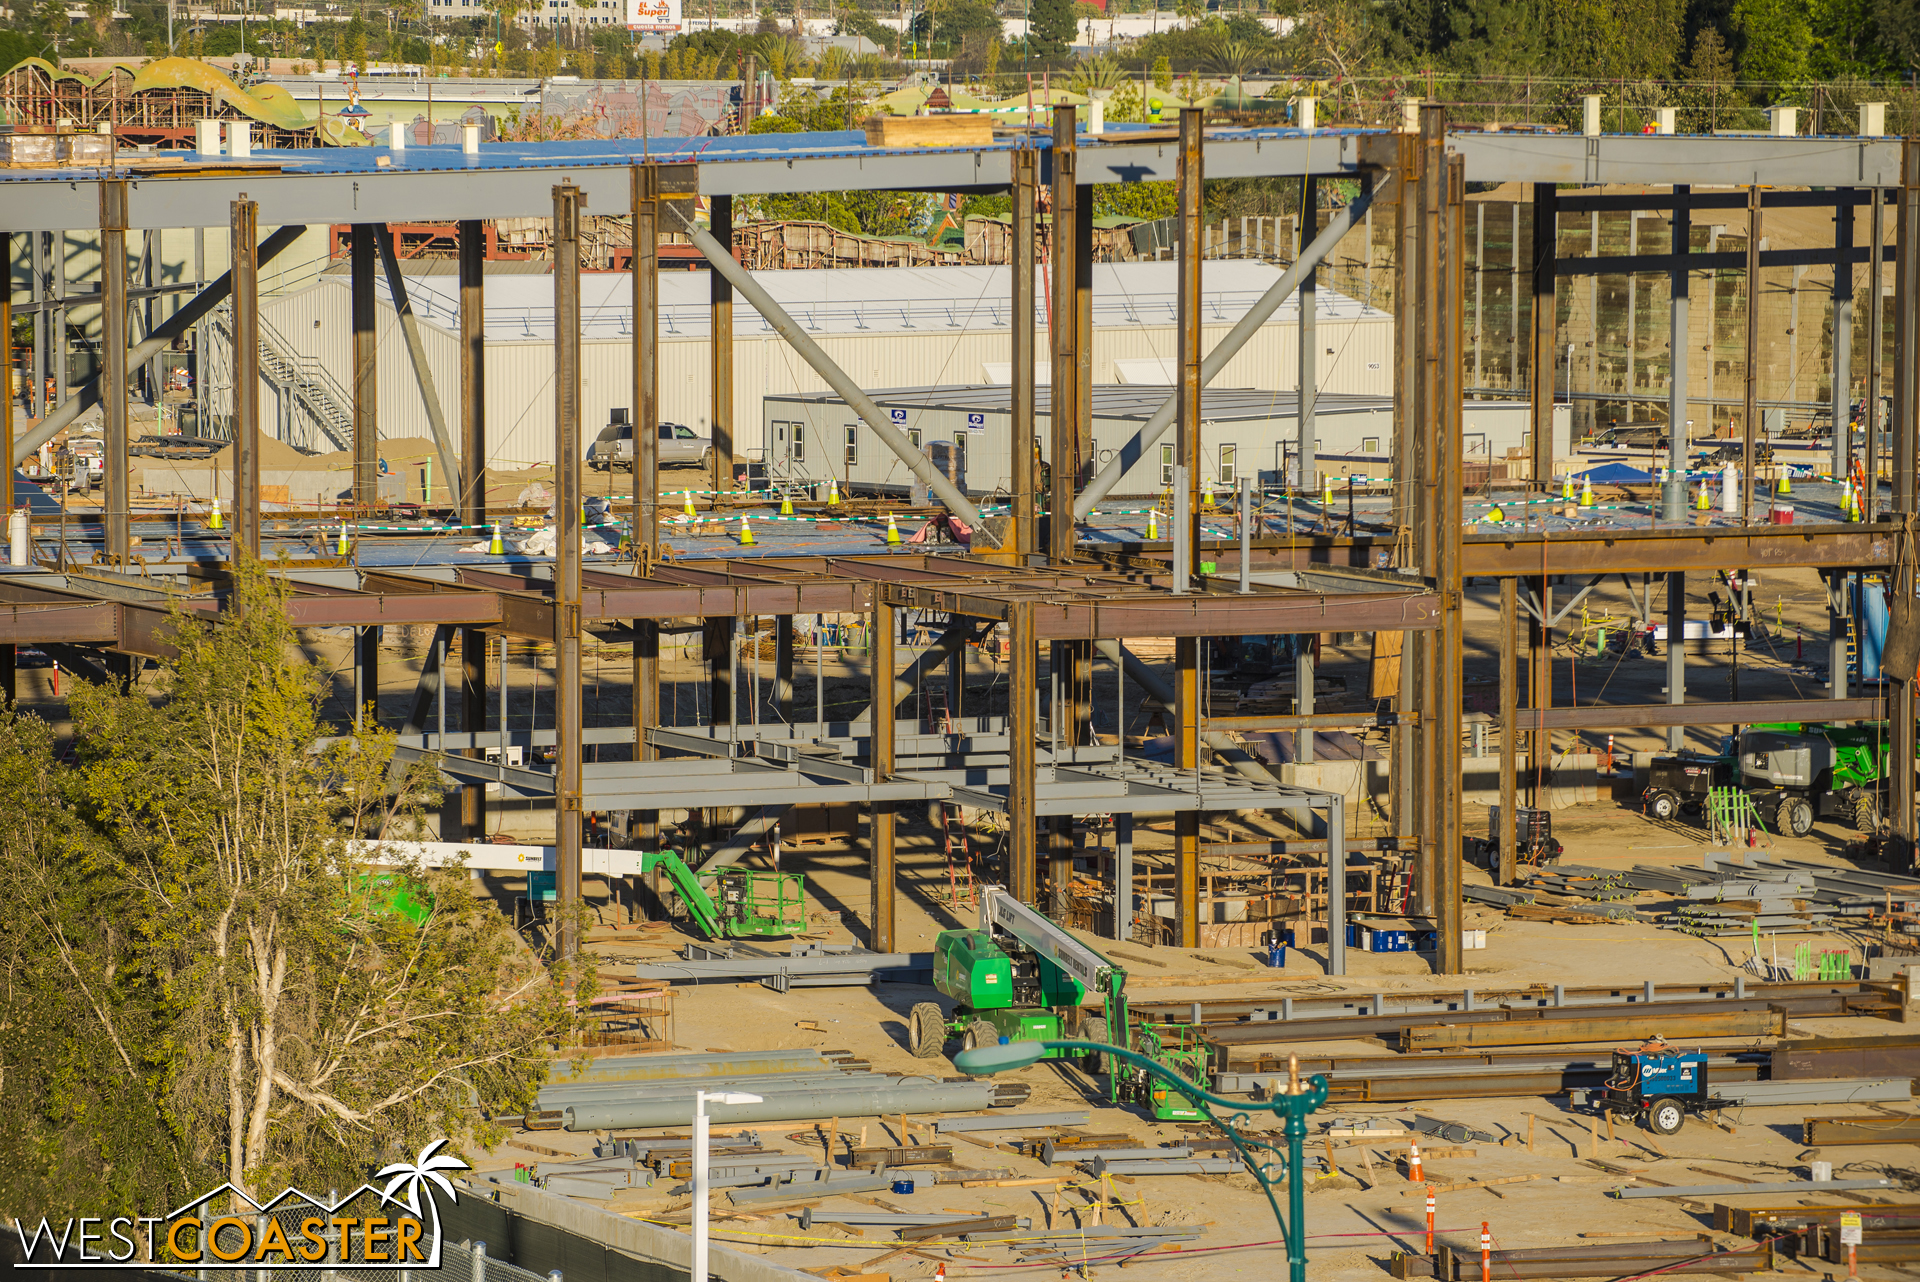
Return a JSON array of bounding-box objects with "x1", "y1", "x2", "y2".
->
[{"x1": 909, "y1": 886, "x2": 1207, "y2": 1121}]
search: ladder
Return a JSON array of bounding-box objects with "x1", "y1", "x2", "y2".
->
[
  {"x1": 940, "y1": 803, "x2": 976, "y2": 908},
  {"x1": 922, "y1": 685, "x2": 952, "y2": 735}
]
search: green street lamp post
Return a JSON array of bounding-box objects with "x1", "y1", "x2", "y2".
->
[{"x1": 955, "y1": 1039, "x2": 1329, "y2": 1282}]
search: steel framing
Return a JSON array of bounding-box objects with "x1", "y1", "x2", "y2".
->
[{"x1": 3, "y1": 120, "x2": 1917, "y2": 978}]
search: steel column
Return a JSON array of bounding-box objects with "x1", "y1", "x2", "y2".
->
[
  {"x1": 373, "y1": 224, "x2": 458, "y2": 496},
  {"x1": 1176, "y1": 108, "x2": 1203, "y2": 589},
  {"x1": 775, "y1": 614, "x2": 794, "y2": 726},
  {"x1": 710, "y1": 193, "x2": 733, "y2": 497},
  {"x1": 351, "y1": 224, "x2": 378, "y2": 512},
  {"x1": 870, "y1": 596, "x2": 895, "y2": 953},
  {"x1": 1891, "y1": 141, "x2": 1920, "y2": 857},
  {"x1": 1012, "y1": 148, "x2": 1038, "y2": 559},
  {"x1": 1075, "y1": 172, "x2": 1094, "y2": 507},
  {"x1": 1049, "y1": 105, "x2": 1078, "y2": 564},
  {"x1": 1870, "y1": 190, "x2": 1886, "y2": 508},
  {"x1": 1113, "y1": 811, "x2": 1132, "y2": 943},
  {"x1": 1743, "y1": 186, "x2": 1762, "y2": 512},
  {"x1": 1173, "y1": 634, "x2": 1201, "y2": 948},
  {"x1": 1666, "y1": 187, "x2": 1690, "y2": 520},
  {"x1": 1394, "y1": 136, "x2": 1419, "y2": 880},
  {"x1": 1298, "y1": 173, "x2": 1318, "y2": 498},
  {"x1": 1433, "y1": 131, "x2": 1467, "y2": 975},
  {"x1": 230, "y1": 198, "x2": 259, "y2": 557},
  {"x1": 632, "y1": 164, "x2": 662, "y2": 840},
  {"x1": 99, "y1": 180, "x2": 128, "y2": 565},
  {"x1": 355, "y1": 625, "x2": 379, "y2": 727},
  {"x1": 1530, "y1": 183, "x2": 1558, "y2": 488},
  {"x1": 1498, "y1": 576, "x2": 1517, "y2": 885},
  {"x1": 459, "y1": 218, "x2": 487, "y2": 838},
  {"x1": 1008, "y1": 602, "x2": 1038, "y2": 904},
  {"x1": 553, "y1": 182, "x2": 586, "y2": 959},
  {"x1": 1834, "y1": 193, "x2": 1856, "y2": 489}
]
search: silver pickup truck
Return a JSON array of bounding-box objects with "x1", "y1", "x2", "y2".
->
[{"x1": 587, "y1": 410, "x2": 713, "y2": 472}]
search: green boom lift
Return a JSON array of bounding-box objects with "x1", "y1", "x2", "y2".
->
[
  {"x1": 637, "y1": 850, "x2": 806, "y2": 938},
  {"x1": 908, "y1": 886, "x2": 1206, "y2": 1121}
]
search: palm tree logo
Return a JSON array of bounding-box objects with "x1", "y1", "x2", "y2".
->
[{"x1": 374, "y1": 1139, "x2": 469, "y2": 1266}]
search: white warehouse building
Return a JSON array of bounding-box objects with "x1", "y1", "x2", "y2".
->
[{"x1": 244, "y1": 259, "x2": 1397, "y2": 480}]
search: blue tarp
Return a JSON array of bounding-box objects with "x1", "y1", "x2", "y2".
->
[{"x1": 1577, "y1": 462, "x2": 1658, "y2": 484}]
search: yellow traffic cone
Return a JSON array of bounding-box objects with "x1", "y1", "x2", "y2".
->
[
  {"x1": 1202, "y1": 480, "x2": 1215, "y2": 509},
  {"x1": 737, "y1": 514, "x2": 755, "y2": 546},
  {"x1": 1696, "y1": 481, "x2": 1710, "y2": 511},
  {"x1": 1561, "y1": 475, "x2": 1573, "y2": 501},
  {"x1": 780, "y1": 490, "x2": 794, "y2": 516},
  {"x1": 683, "y1": 490, "x2": 696, "y2": 518},
  {"x1": 1777, "y1": 470, "x2": 1791, "y2": 497},
  {"x1": 1321, "y1": 475, "x2": 1333, "y2": 506},
  {"x1": 828, "y1": 478, "x2": 841, "y2": 507},
  {"x1": 1147, "y1": 508, "x2": 1158, "y2": 540},
  {"x1": 1487, "y1": 505, "x2": 1504, "y2": 523},
  {"x1": 336, "y1": 522, "x2": 350, "y2": 556},
  {"x1": 885, "y1": 512, "x2": 901, "y2": 547},
  {"x1": 1579, "y1": 475, "x2": 1594, "y2": 508},
  {"x1": 208, "y1": 495, "x2": 224, "y2": 530},
  {"x1": 489, "y1": 519, "x2": 505, "y2": 554}
]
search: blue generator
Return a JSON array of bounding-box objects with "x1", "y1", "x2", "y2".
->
[{"x1": 1600, "y1": 1047, "x2": 1713, "y2": 1135}]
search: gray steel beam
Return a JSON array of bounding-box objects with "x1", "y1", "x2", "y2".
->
[
  {"x1": 1666, "y1": 187, "x2": 1689, "y2": 519},
  {"x1": 100, "y1": 180, "x2": 128, "y2": 566},
  {"x1": 1012, "y1": 147, "x2": 1038, "y2": 557},
  {"x1": 352, "y1": 224, "x2": 378, "y2": 512},
  {"x1": 1049, "y1": 106, "x2": 1078, "y2": 563},
  {"x1": 1074, "y1": 181, "x2": 1374, "y2": 519},
  {"x1": 231, "y1": 198, "x2": 260, "y2": 556},
  {"x1": 870, "y1": 594, "x2": 895, "y2": 954},
  {"x1": 459, "y1": 218, "x2": 487, "y2": 839},
  {"x1": 11, "y1": 223, "x2": 307, "y2": 466},
  {"x1": 711, "y1": 193, "x2": 733, "y2": 496},
  {"x1": 373, "y1": 223, "x2": 458, "y2": 498},
  {"x1": 660, "y1": 200, "x2": 982, "y2": 527},
  {"x1": 554, "y1": 182, "x2": 585, "y2": 958}
]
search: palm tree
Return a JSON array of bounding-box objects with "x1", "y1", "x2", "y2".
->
[{"x1": 377, "y1": 1138, "x2": 470, "y2": 1247}]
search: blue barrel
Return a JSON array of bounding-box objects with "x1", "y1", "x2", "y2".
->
[
  {"x1": 1859, "y1": 575, "x2": 1889, "y2": 679},
  {"x1": 891, "y1": 1179, "x2": 915, "y2": 1195}
]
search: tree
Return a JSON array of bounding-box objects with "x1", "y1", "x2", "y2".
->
[
  {"x1": 931, "y1": 0, "x2": 1001, "y2": 49},
  {"x1": 1731, "y1": 0, "x2": 1811, "y2": 84},
  {"x1": 1151, "y1": 52, "x2": 1171, "y2": 88},
  {"x1": 1673, "y1": 25, "x2": 1738, "y2": 131},
  {"x1": 0, "y1": 561, "x2": 584, "y2": 1207},
  {"x1": 1027, "y1": 0, "x2": 1075, "y2": 59},
  {"x1": 1880, "y1": 0, "x2": 1920, "y2": 66}
]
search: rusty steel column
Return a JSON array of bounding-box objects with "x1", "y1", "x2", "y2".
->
[
  {"x1": 1174, "y1": 634, "x2": 1201, "y2": 948},
  {"x1": 1013, "y1": 147, "x2": 1038, "y2": 560},
  {"x1": 1870, "y1": 190, "x2": 1886, "y2": 504},
  {"x1": 710, "y1": 193, "x2": 734, "y2": 498},
  {"x1": 1176, "y1": 108, "x2": 1204, "y2": 589},
  {"x1": 553, "y1": 182, "x2": 586, "y2": 959},
  {"x1": 1393, "y1": 134, "x2": 1420, "y2": 880},
  {"x1": 1435, "y1": 142, "x2": 1467, "y2": 975},
  {"x1": 230, "y1": 197, "x2": 259, "y2": 558},
  {"x1": 1412, "y1": 109, "x2": 1445, "y2": 937},
  {"x1": 1529, "y1": 182, "x2": 1557, "y2": 491},
  {"x1": 632, "y1": 164, "x2": 661, "y2": 844},
  {"x1": 870, "y1": 596, "x2": 896, "y2": 952},
  {"x1": 351, "y1": 223, "x2": 378, "y2": 513},
  {"x1": 1008, "y1": 602, "x2": 1038, "y2": 904},
  {"x1": 100, "y1": 179, "x2": 129, "y2": 566},
  {"x1": 1049, "y1": 105, "x2": 1078, "y2": 563},
  {"x1": 1298, "y1": 173, "x2": 1318, "y2": 499},
  {"x1": 1498, "y1": 576, "x2": 1518, "y2": 887},
  {"x1": 1075, "y1": 176, "x2": 1094, "y2": 501},
  {"x1": 1890, "y1": 140, "x2": 1919, "y2": 858},
  {"x1": 1742, "y1": 186, "x2": 1762, "y2": 517},
  {"x1": 459, "y1": 218, "x2": 487, "y2": 839}
]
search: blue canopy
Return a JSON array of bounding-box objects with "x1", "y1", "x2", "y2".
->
[{"x1": 1578, "y1": 462, "x2": 1658, "y2": 484}]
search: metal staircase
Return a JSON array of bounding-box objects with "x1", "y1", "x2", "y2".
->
[{"x1": 207, "y1": 304, "x2": 353, "y2": 452}]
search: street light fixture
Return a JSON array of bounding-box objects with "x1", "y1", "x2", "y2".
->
[
  {"x1": 955, "y1": 1040, "x2": 1328, "y2": 1282},
  {"x1": 693, "y1": 1090, "x2": 763, "y2": 1282}
]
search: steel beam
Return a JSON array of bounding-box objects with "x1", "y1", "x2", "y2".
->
[
  {"x1": 711, "y1": 193, "x2": 734, "y2": 497},
  {"x1": 459, "y1": 218, "x2": 487, "y2": 839},
  {"x1": 1743, "y1": 186, "x2": 1762, "y2": 505},
  {"x1": 660, "y1": 200, "x2": 981, "y2": 526},
  {"x1": 1012, "y1": 147, "x2": 1037, "y2": 559},
  {"x1": 352, "y1": 223, "x2": 378, "y2": 512},
  {"x1": 11, "y1": 223, "x2": 306, "y2": 467},
  {"x1": 1530, "y1": 182, "x2": 1557, "y2": 488},
  {"x1": 230, "y1": 198, "x2": 259, "y2": 557},
  {"x1": 1176, "y1": 109, "x2": 1203, "y2": 589},
  {"x1": 553, "y1": 182, "x2": 586, "y2": 959},
  {"x1": 1298, "y1": 173, "x2": 1318, "y2": 499},
  {"x1": 1666, "y1": 187, "x2": 1689, "y2": 519},
  {"x1": 1049, "y1": 105, "x2": 1078, "y2": 564},
  {"x1": 1073, "y1": 182, "x2": 1374, "y2": 519},
  {"x1": 1434, "y1": 127, "x2": 1466, "y2": 975},
  {"x1": 1892, "y1": 141, "x2": 1920, "y2": 859},
  {"x1": 99, "y1": 180, "x2": 128, "y2": 566},
  {"x1": 373, "y1": 223, "x2": 458, "y2": 499},
  {"x1": 632, "y1": 165, "x2": 663, "y2": 848},
  {"x1": 1008, "y1": 601, "x2": 1037, "y2": 904},
  {"x1": 1498, "y1": 577, "x2": 1517, "y2": 886},
  {"x1": 1173, "y1": 634, "x2": 1200, "y2": 948},
  {"x1": 1833, "y1": 192, "x2": 1855, "y2": 489},
  {"x1": 870, "y1": 595, "x2": 896, "y2": 953}
]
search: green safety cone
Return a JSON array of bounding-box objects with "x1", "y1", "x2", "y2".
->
[
  {"x1": 336, "y1": 523, "x2": 350, "y2": 556},
  {"x1": 1147, "y1": 508, "x2": 1158, "y2": 540},
  {"x1": 490, "y1": 520, "x2": 505, "y2": 554},
  {"x1": 828, "y1": 478, "x2": 841, "y2": 507},
  {"x1": 885, "y1": 512, "x2": 901, "y2": 546},
  {"x1": 683, "y1": 490, "x2": 696, "y2": 518},
  {"x1": 1777, "y1": 470, "x2": 1791, "y2": 497},
  {"x1": 1580, "y1": 476, "x2": 1594, "y2": 508},
  {"x1": 780, "y1": 490, "x2": 794, "y2": 516},
  {"x1": 208, "y1": 495, "x2": 224, "y2": 530},
  {"x1": 738, "y1": 514, "x2": 755, "y2": 546}
]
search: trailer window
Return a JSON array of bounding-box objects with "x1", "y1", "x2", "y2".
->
[
  {"x1": 1160, "y1": 443, "x2": 1174, "y2": 487},
  {"x1": 845, "y1": 426, "x2": 859, "y2": 468},
  {"x1": 1218, "y1": 445, "x2": 1236, "y2": 486},
  {"x1": 793, "y1": 424, "x2": 806, "y2": 462},
  {"x1": 1362, "y1": 437, "x2": 1379, "y2": 453}
]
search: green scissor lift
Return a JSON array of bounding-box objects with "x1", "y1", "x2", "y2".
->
[
  {"x1": 908, "y1": 885, "x2": 1207, "y2": 1121},
  {"x1": 638, "y1": 849, "x2": 806, "y2": 938}
]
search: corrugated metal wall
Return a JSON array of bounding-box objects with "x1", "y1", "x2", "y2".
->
[{"x1": 258, "y1": 278, "x2": 1393, "y2": 471}]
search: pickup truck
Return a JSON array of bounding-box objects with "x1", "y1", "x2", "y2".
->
[{"x1": 587, "y1": 415, "x2": 713, "y2": 472}]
